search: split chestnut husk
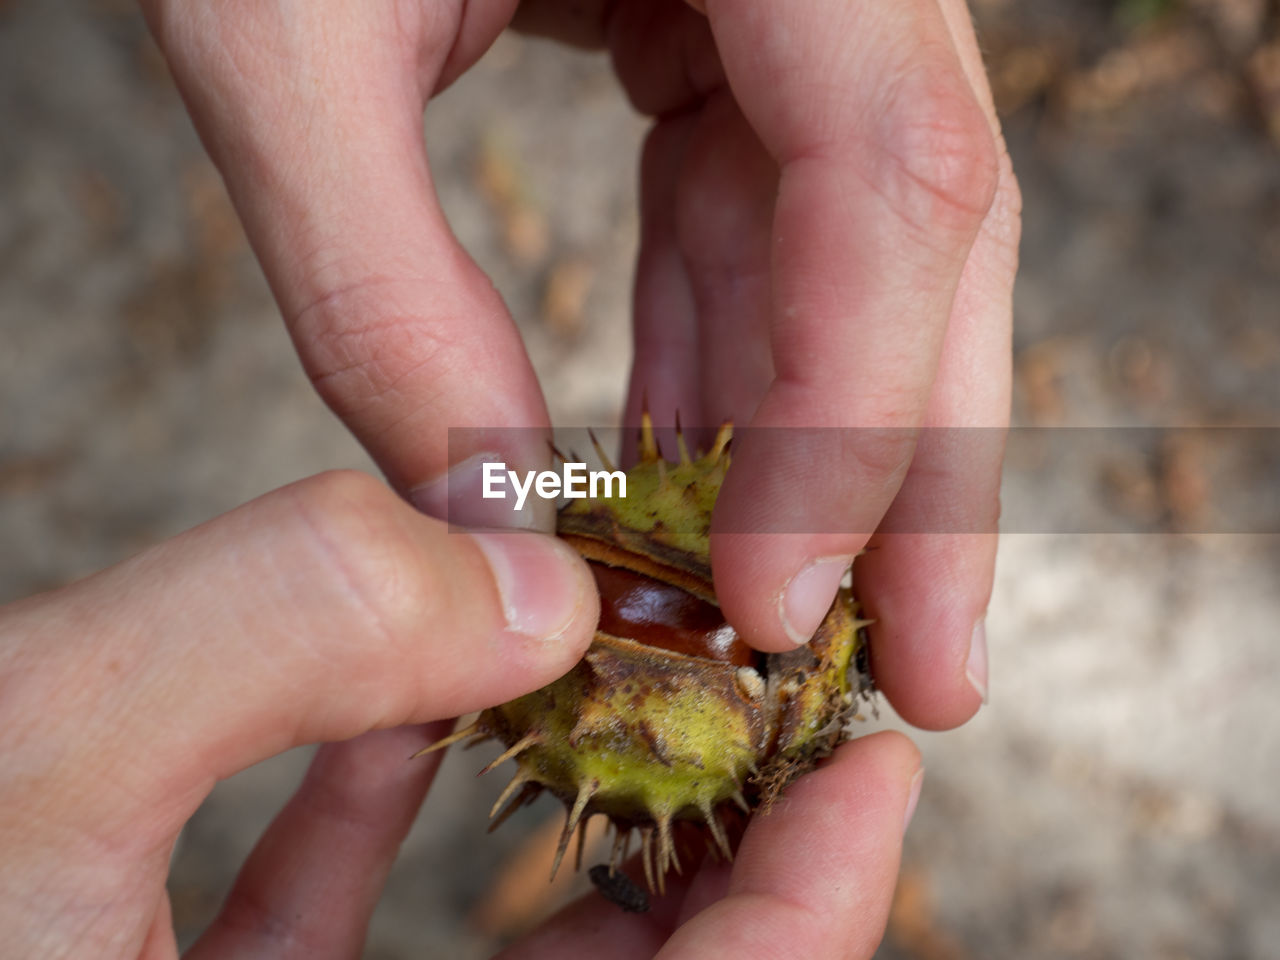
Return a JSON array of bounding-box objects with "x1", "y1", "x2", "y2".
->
[{"x1": 421, "y1": 418, "x2": 874, "y2": 893}]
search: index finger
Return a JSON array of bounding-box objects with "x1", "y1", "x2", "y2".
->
[
  {"x1": 702, "y1": 0, "x2": 999, "y2": 650},
  {"x1": 502, "y1": 731, "x2": 921, "y2": 960},
  {"x1": 655, "y1": 731, "x2": 922, "y2": 960},
  {"x1": 144, "y1": 2, "x2": 553, "y2": 527}
]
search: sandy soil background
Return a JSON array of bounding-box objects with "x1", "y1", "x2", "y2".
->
[{"x1": 2, "y1": 1, "x2": 1279, "y2": 957}]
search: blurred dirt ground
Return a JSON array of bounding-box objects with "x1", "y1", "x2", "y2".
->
[{"x1": 2, "y1": 1, "x2": 1279, "y2": 957}]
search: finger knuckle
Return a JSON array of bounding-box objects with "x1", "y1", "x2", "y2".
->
[
  {"x1": 607, "y1": 0, "x2": 723, "y2": 116},
  {"x1": 842, "y1": 425, "x2": 919, "y2": 487},
  {"x1": 874, "y1": 64, "x2": 999, "y2": 241},
  {"x1": 286, "y1": 471, "x2": 440, "y2": 648},
  {"x1": 288, "y1": 278, "x2": 457, "y2": 429}
]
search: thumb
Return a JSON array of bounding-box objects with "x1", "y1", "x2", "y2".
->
[{"x1": 1, "y1": 470, "x2": 597, "y2": 841}]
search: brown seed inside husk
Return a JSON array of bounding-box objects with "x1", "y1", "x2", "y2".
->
[{"x1": 588, "y1": 561, "x2": 757, "y2": 667}]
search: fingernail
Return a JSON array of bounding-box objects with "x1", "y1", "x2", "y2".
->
[
  {"x1": 410, "y1": 453, "x2": 546, "y2": 530},
  {"x1": 904, "y1": 767, "x2": 925, "y2": 834},
  {"x1": 470, "y1": 532, "x2": 588, "y2": 644},
  {"x1": 778, "y1": 556, "x2": 854, "y2": 646},
  {"x1": 966, "y1": 617, "x2": 989, "y2": 704}
]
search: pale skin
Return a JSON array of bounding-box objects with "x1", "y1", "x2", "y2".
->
[{"x1": 1, "y1": 0, "x2": 1018, "y2": 956}]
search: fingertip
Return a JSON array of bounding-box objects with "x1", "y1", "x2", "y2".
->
[
  {"x1": 709, "y1": 534, "x2": 807, "y2": 653},
  {"x1": 778, "y1": 554, "x2": 855, "y2": 646},
  {"x1": 856, "y1": 534, "x2": 993, "y2": 730},
  {"x1": 709, "y1": 416, "x2": 909, "y2": 654},
  {"x1": 467, "y1": 530, "x2": 600, "y2": 675},
  {"x1": 712, "y1": 532, "x2": 867, "y2": 654},
  {"x1": 655, "y1": 731, "x2": 921, "y2": 960},
  {"x1": 735, "y1": 728, "x2": 922, "y2": 883},
  {"x1": 837, "y1": 728, "x2": 923, "y2": 787},
  {"x1": 965, "y1": 615, "x2": 989, "y2": 705}
]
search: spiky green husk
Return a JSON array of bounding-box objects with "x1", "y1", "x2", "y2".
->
[
  {"x1": 425, "y1": 418, "x2": 873, "y2": 891},
  {"x1": 556, "y1": 423, "x2": 730, "y2": 595}
]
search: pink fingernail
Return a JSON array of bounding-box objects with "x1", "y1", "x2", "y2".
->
[
  {"x1": 778, "y1": 556, "x2": 854, "y2": 647},
  {"x1": 469, "y1": 532, "x2": 588, "y2": 645},
  {"x1": 904, "y1": 767, "x2": 925, "y2": 835},
  {"x1": 966, "y1": 617, "x2": 989, "y2": 705},
  {"x1": 410, "y1": 453, "x2": 548, "y2": 530}
]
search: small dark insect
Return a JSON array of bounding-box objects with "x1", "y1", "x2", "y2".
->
[{"x1": 588, "y1": 863, "x2": 650, "y2": 913}]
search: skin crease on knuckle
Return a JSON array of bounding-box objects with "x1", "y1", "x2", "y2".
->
[
  {"x1": 292, "y1": 298, "x2": 459, "y2": 430},
  {"x1": 282, "y1": 471, "x2": 453, "y2": 673},
  {"x1": 867, "y1": 57, "x2": 1000, "y2": 250}
]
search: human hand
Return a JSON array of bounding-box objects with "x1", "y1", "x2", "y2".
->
[
  {"x1": 142, "y1": 0, "x2": 1018, "y2": 732},
  {"x1": 497, "y1": 731, "x2": 921, "y2": 960},
  {"x1": 591, "y1": 0, "x2": 1021, "y2": 731},
  {"x1": 0, "y1": 471, "x2": 599, "y2": 958},
  {"x1": 0, "y1": 470, "x2": 919, "y2": 959},
  {"x1": 516, "y1": 0, "x2": 1020, "y2": 731}
]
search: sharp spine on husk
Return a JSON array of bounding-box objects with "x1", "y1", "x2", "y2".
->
[
  {"x1": 588, "y1": 428, "x2": 616, "y2": 473},
  {"x1": 551, "y1": 778, "x2": 600, "y2": 881},
  {"x1": 477, "y1": 733, "x2": 539, "y2": 777},
  {"x1": 638, "y1": 410, "x2": 659, "y2": 462},
  {"x1": 410, "y1": 721, "x2": 482, "y2": 759}
]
